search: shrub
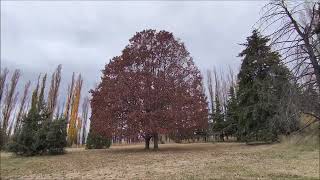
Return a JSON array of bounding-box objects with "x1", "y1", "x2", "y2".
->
[
  {"x1": 46, "y1": 118, "x2": 67, "y2": 155},
  {"x1": 7, "y1": 109, "x2": 42, "y2": 156},
  {"x1": 7, "y1": 109, "x2": 67, "y2": 156},
  {"x1": 86, "y1": 131, "x2": 111, "y2": 149}
]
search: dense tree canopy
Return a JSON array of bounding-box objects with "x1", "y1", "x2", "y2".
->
[
  {"x1": 90, "y1": 30, "x2": 208, "y2": 149},
  {"x1": 237, "y1": 30, "x2": 297, "y2": 142}
]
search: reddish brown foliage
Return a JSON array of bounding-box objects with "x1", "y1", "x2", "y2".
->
[{"x1": 90, "y1": 30, "x2": 208, "y2": 148}]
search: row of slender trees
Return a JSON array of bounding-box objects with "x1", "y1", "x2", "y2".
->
[
  {"x1": 1, "y1": 0, "x2": 318, "y2": 152},
  {"x1": 0, "y1": 65, "x2": 90, "y2": 149}
]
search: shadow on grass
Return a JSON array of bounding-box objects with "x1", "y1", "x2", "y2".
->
[{"x1": 102, "y1": 142, "x2": 246, "y2": 154}]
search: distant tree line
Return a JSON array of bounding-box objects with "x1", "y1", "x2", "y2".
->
[
  {"x1": 0, "y1": 0, "x2": 318, "y2": 153},
  {"x1": 0, "y1": 65, "x2": 91, "y2": 155}
]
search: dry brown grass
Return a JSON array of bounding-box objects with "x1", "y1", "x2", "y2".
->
[{"x1": 1, "y1": 142, "x2": 319, "y2": 179}]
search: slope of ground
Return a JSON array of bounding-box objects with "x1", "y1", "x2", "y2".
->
[{"x1": 1, "y1": 142, "x2": 319, "y2": 179}]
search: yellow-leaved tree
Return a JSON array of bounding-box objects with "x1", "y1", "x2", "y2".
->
[{"x1": 67, "y1": 74, "x2": 83, "y2": 146}]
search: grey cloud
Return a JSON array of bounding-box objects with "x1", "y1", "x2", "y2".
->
[{"x1": 1, "y1": 1, "x2": 266, "y2": 101}]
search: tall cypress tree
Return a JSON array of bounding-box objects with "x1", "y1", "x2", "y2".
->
[
  {"x1": 212, "y1": 93, "x2": 224, "y2": 141},
  {"x1": 224, "y1": 86, "x2": 238, "y2": 140},
  {"x1": 237, "y1": 30, "x2": 292, "y2": 142}
]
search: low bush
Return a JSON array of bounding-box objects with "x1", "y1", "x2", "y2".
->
[
  {"x1": 46, "y1": 118, "x2": 67, "y2": 154},
  {"x1": 86, "y1": 132, "x2": 111, "y2": 149}
]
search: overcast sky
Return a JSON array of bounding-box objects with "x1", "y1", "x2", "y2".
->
[{"x1": 1, "y1": 1, "x2": 266, "y2": 101}]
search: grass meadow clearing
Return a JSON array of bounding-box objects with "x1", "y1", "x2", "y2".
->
[{"x1": 1, "y1": 142, "x2": 319, "y2": 180}]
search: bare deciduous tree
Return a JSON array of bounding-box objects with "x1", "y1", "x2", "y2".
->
[
  {"x1": 0, "y1": 68, "x2": 9, "y2": 105},
  {"x1": 2, "y1": 69, "x2": 20, "y2": 136},
  {"x1": 259, "y1": 0, "x2": 320, "y2": 123},
  {"x1": 38, "y1": 74, "x2": 47, "y2": 110},
  {"x1": 13, "y1": 81, "x2": 31, "y2": 134},
  {"x1": 206, "y1": 70, "x2": 214, "y2": 118},
  {"x1": 207, "y1": 67, "x2": 237, "y2": 114},
  {"x1": 47, "y1": 65, "x2": 62, "y2": 119},
  {"x1": 81, "y1": 96, "x2": 90, "y2": 144},
  {"x1": 259, "y1": 0, "x2": 320, "y2": 89},
  {"x1": 212, "y1": 67, "x2": 224, "y2": 111},
  {"x1": 64, "y1": 72, "x2": 75, "y2": 121}
]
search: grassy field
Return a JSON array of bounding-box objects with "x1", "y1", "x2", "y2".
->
[{"x1": 1, "y1": 142, "x2": 319, "y2": 180}]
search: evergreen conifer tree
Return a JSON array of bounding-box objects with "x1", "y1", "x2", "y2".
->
[
  {"x1": 224, "y1": 86, "x2": 238, "y2": 140},
  {"x1": 7, "y1": 76, "x2": 67, "y2": 156},
  {"x1": 212, "y1": 94, "x2": 224, "y2": 141},
  {"x1": 237, "y1": 30, "x2": 293, "y2": 142}
]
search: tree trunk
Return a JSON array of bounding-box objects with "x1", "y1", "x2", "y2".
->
[
  {"x1": 153, "y1": 133, "x2": 159, "y2": 150},
  {"x1": 145, "y1": 136, "x2": 151, "y2": 150},
  {"x1": 220, "y1": 133, "x2": 224, "y2": 142}
]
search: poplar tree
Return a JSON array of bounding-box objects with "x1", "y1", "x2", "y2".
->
[{"x1": 67, "y1": 74, "x2": 83, "y2": 146}]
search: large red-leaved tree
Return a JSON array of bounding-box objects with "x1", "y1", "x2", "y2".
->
[{"x1": 90, "y1": 30, "x2": 208, "y2": 149}]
